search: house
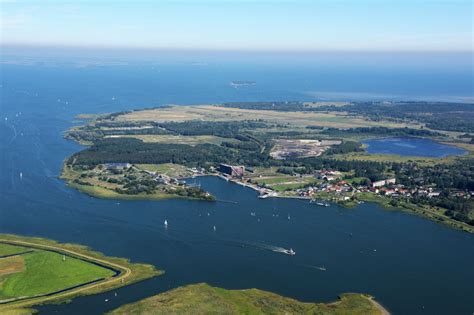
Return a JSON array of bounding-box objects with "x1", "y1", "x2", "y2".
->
[{"x1": 218, "y1": 164, "x2": 245, "y2": 177}]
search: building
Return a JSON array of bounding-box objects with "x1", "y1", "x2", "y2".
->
[
  {"x1": 219, "y1": 163, "x2": 245, "y2": 177},
  {"x1": 105, "y1": 163, "x2": 131, "y2": 170},
  {"x1": 372, "y1": 178, "x2": 396, "y2": 188}
]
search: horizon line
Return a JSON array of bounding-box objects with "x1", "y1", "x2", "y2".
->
[{"x1": 1, "y1": 43, "x2": 472, "y2": 55}]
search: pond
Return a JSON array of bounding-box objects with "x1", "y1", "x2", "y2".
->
[{"x1": 362, "y1": 137, "x2": 467, "y2": 157}]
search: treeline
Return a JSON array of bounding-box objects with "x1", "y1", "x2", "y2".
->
[
  {"x1": 320, "y1": 127, "x2": 442, "y2": 137},
  {"x1": 157, "y1": 120, "x2": 268, "y2": 138},
  {"x1": 324, "y1": 141, "x2": 363, "y2": 155}
]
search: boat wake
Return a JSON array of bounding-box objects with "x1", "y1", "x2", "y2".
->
[
  {"x1": 305, "y1": 264, "x2": 327, "y2": 271},
  {"x1": 258, "y1": 244, "x2": 296, "y2": 255},
  {"x1": 214, "y1": 241, "x2": 295, "y2": 255}
]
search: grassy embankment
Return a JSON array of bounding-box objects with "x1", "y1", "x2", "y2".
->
[
  {"x1": 108, "y1": 283, "x2": 389, "y2": 315},
  {"x1": 0, "y1": 234, "x2": 162, "y2": 314}
]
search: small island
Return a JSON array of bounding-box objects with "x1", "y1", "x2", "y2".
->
[
  {"x1": 108, "y1": 283, "x2": 389, "y2": 315},
  {"x1": 63, "y1": 101, "x2": 474, "y2": 233},
  {"x1": 0, "y1": 234, "x2": 161, "y2": 314}
]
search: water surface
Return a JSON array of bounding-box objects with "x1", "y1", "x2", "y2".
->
[
  {"x1": 0, "y1": 64, "x2": 473, "y2": 315},
  {"x1": 362, "y1": 137, "x2": 467, "y2": 157}
]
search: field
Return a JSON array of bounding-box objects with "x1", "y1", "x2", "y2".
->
[
  {"x1": 0, "y1": 244, "x2": 29, "y2": 257},
  {"x1": 134, "y1": 163, "x2": 192, "y2": 178},
  {"x1": 252, "y1": 175, "x2": 319, "y2": 192},
  {"x1": 115, "y1": 105, "x2": 421, "y2": 129},
  {"x1": 0, "y1": 256, "x2": 24, "y2": 277},
  {"x1": 245, "y1": 167, "x2": 321, "y2": 192},
  {"x1": 0, "y1": 248, "x2": 114, "y2": 300},
  {"x1": 0, "y1": 234, "x2": 162, "y2": 314},
  {"x1": 108, "y1": 283, "x2": 388, "y2": 315}
]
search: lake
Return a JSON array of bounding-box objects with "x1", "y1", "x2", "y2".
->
[
  {"x1": 362, "y1": 137, "x2": 467, "y2": 157},
  {"x1": 0, "y1": 63, "x2": 473, "y2": 315}
]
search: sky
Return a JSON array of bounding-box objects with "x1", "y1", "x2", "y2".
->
[{"x1": 0, "y1": 0, "x2": 473, "y2": 52}]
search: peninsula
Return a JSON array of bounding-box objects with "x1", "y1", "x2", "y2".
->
[
  {"x1": 63, "y1": 101, "x2": 474, "y2": 233},
  {"x1": 108, "y1": 283, "x2": 389, "y2": 315}
]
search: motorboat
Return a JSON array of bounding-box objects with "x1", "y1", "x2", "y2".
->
[
  {"x1": 312, "y1": 201, "x2": 330, "y2": 207},
  {"x1": 283, "y1": 248, "x2": 296, "y2": 255}
]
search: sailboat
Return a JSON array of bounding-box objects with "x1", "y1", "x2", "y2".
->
[{"x1": 164, "y1": 220, "x2": 168, "y2": 227}]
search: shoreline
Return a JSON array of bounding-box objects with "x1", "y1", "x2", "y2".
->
[
  {"x1": 198, "y1": 174, "x2": 473, "y2": 233},
  {"x1": 0, "y1": 234, "x2": 161, "y2": 313},
  {"x1": 370, "y1": 297, "x2": 390, "y2": 315}
]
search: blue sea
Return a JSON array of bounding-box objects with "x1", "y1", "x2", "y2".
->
[{"x1": 1, "y1": 54, "x2": 473, "y2": 315}]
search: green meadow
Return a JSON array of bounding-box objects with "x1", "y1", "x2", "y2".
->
[{"x1": 0, "y1": 247, "x2": 114, "y2": 300}]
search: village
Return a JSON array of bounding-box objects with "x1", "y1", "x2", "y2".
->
[{"x1": 212, "y1": 163, "x2": 466, "y2": 207}]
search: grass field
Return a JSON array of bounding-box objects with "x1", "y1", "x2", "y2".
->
[
  {"x1": 108, "y1": 283, "x2": 388, "y2": 315},
  {"x1": 0, "y1": 249, "x2": 114, "y2": 300},
  {"x1": 115, "y1": 105, "x2": 421, "y2": 129},
  {"x1": 0, "y1": 244, "x2": 28, "y2": 257},
  {"x1": 135, "y1": 163, "x2": 192, "y2": 178},
  {"x1": 252, "y1": 175, "x2": 319, "y2": 192}
]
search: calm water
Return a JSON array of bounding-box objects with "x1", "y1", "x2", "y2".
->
[
  {"x1": 363, "y1": 137, "x2": 468, "y2": 157},
  {"x1": 0, "y1": 63, "x2": 473, "y2": 315}
]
